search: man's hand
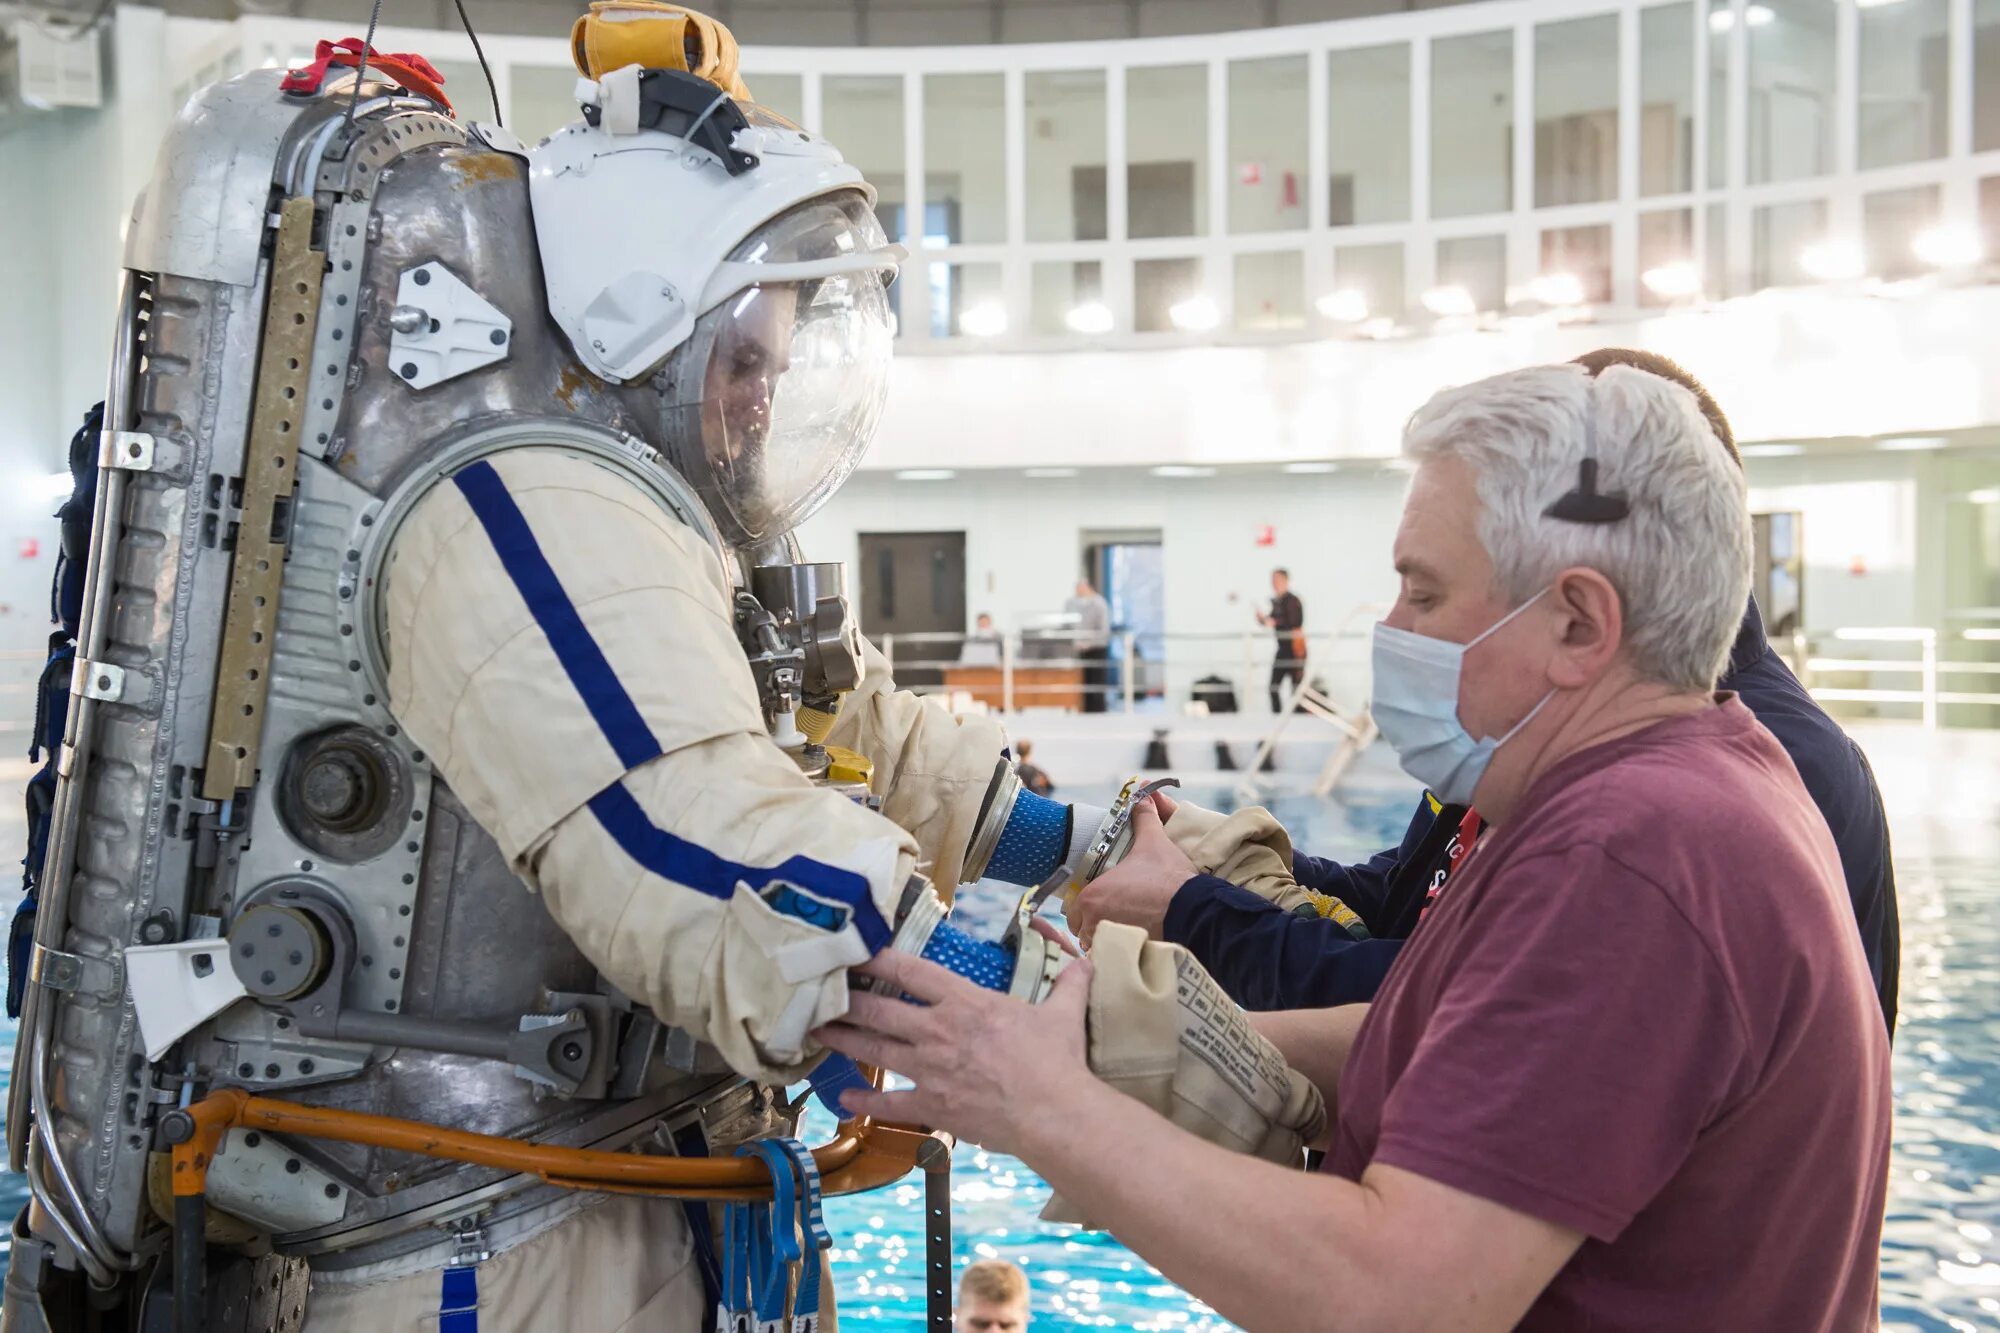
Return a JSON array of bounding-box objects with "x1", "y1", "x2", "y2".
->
[
  {"x1": 814, "y1": 946, "x2": 1096, "y2": 1159},
  {"x1": 1067, "y1": 795, "x2": 1198, "y2": 950}
]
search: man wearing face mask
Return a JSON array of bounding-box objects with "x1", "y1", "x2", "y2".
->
[
  {"x1": 821, "y1": 363, "x2": 1891, "y2": 1331},
  {"x1": 1074, "y1": 350, "x2": 1900, "y2": 1035}
]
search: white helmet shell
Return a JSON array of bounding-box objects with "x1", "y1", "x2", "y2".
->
[{"x1": 528, "y1": 70, "x2": 901, "y2": 384}]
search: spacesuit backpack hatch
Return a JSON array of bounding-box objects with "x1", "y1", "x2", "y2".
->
[{"x1": 3, "y1": 7, "x2": 1324, "y2": 1330}]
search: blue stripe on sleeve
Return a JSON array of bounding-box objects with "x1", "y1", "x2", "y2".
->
[{"x1": 451, "y1": 459, "x2": 664, "y2": 772}]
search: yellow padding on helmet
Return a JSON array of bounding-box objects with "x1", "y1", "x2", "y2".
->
[{"x1": 570, "y1": 2, "x2": 751, "y2": 102}]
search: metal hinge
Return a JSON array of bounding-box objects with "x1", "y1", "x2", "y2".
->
[
  {"x1": 31, "y1": 944, "x2": 85, "y2": 994},
  {"x1": 71, "y1": 657, "x2": 130, "y2": 703},
  {"x1": 99, "y1": 430, "x2": 157, "y2": 471},
  {"x1": 446, "y1": 1214, "x2": 491, "y2": 1268}
]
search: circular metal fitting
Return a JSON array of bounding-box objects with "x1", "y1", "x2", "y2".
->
[
  {"x1": 279, "y1": 726, "x2": 412, "y2": 862},
  {"x1": 230, "y1": 904, "x2": 332, "y2": 1001}
]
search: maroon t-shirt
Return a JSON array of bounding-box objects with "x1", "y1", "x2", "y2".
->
[{"x1": 1328, "y1": 699, "x2": 1890, "y2": 1332}]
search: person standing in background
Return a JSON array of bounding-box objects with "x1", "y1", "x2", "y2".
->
[
  {"x1": 1257, "y1": 568, "x2": 1305, "y2": 712},
  {"x1": 1067, "y1": 578, "x2": 1112, "y2": 713},
  {"x1": 1015, "y1": 739, "x2": 1055, "y2": 797}
]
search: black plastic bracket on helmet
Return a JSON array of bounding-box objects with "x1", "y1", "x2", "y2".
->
[
  {"x1": 1542, "y1": 457, "x2": 1631, "y2": 524},
  {"x1": 581, "y1": 67, "x2": 760, "y2": 175}
]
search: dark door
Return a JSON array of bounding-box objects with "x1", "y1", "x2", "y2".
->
[{"x1": 858, "y1": 532, "x2": 967, "y2": 688}]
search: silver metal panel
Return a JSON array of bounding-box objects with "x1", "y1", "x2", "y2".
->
[{"x1": 124, "y1": 73, "x2": 304, "y2": 288}]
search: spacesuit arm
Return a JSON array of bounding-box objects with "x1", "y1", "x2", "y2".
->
[
  {"x1": 383, "y1": 448, "x2": 918, "y2": 1082},
  {"x1": 818, "y1": 637, "x2": 1011, "y2": 889}
]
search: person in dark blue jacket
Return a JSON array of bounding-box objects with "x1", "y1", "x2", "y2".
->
[{"x1": 1075, "y1": 351, "x2": 1901, "y2": 1033}]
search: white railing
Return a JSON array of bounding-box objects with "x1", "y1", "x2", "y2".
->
[
  {"x1": 180, "y1": 0, "x2": 2000, "y2": 359},
  {"x1": 876, "y1": 623, "x2": 1376, "y2": 715},
  {"x1": 1794, "y1": 627, "x2": 2000, "y2": 730}
]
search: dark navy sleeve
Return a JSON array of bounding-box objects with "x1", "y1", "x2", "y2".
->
[
  {"x1": 1290, "y1": 796, "x2": 1440, "y2": 930},
  {"x1": 1163, "y1": 875, "x2": 1405, "y2": 1010}
]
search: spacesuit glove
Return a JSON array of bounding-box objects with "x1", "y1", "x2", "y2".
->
[{"x1": 1042, "y1": 922, "x2": 1328, "y2": 1227}]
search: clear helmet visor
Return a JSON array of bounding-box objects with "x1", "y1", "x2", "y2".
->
[{"x1": 657, "y1": 192, "x2": 895, "y2": 546}]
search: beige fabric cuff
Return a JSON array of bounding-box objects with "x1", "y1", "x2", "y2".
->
[{"x1": 1044, "y1": 924, "x2": 1327, "y2": 1226}]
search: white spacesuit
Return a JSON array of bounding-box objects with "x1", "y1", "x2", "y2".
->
[{"x1": 3, "y1": 8, "x2": 1321, "y2": 1331}]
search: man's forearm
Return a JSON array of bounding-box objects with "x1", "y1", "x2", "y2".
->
[{"x1": 1250, "y1": 1004, "x2": 1367, "y2": 1116}]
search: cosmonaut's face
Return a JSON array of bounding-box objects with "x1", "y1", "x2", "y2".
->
[{"x1": 700, "y1": 282, "x2": 800, "y2": 481}]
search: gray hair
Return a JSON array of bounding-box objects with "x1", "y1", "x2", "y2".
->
[{"x1": 1402, "y1": 363, "x2": 1751, "y2": 692}]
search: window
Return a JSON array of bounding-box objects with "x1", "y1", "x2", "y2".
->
[
  {"x1": 929, "y1": 262, "x2": 1006, "y2": 339},
  {"x1": 1327, "y1": 44, "x2": 1412, "y2": 226},
  {"x1": 1437, "y1": 234, "x2": 1506, "y2": 312},
  {"x1": 1540, "y1": 224, "x2": 1613, "y2": 304},
  {"x1": 1706, "y1": 201, "x2": 1729, "y2": 298},
  {"x1": 1638, "y1": 208, "x2": 1696, "y2": 306},
  {"x1": 1859, "y1": 0, "x2": 1950, "y2": 169},
  {"x1": 926, "y1": 75, "x2": 1006, "y2": 245},
  {"x1": 1433, "y1": 31, "x2": 1516, "y2": 218},
  {"x1": 1229, "y1": 55, "x2": 1309, "y2": 234},
  {"x1": 1863, "y1": 185, "x2": 1941, "y2": 281},
  {"x1": 1333, "y1": 242, "x2": 1406, "y2": 322},
  {"x1": 1127, "y1": 65, "x2": 1208, "y2": 239},
  {"x1": 430, "y1": 60, "x2": 494, "y2": 123},
  {"x1": 1639, "y1": 4, "x2": 1696, "y2": 196},
  {"x1": 1753, "y1": 198, "x2": 1828, "y2": 289},
  {"x1": 1535, "y1": 16, "x2": 1620, "y2": 207},
  {"x1": 1032, "y1": 260, "x2": 1105, "y2": 335},
  {"x1": 1026, "y1": 70, "x2": 1108, "y2": 242},
  {"x1": 1135, "y1": 257, "x2": 1206, "y2": 332},
  {"x1": 1235, "y1": 252, "x2": 1305, "y2": 330},
  {"x1": 1706, "y1": 0, "x2": 1730, "y2": 189},
  {"x1": 824, "y1": 77, "x2": 905, "y2": 246},
  {"x1": 1748, "y1": 0, "x2": 1835, "y2": 184},
  {"x1": 1979, "y1": 0, "x2": 2000, "y2": 151},
  {"x1": 750, "y1": 73, "x2": 804, "y2": 127},
  {"x1": 510, "y1": 65, "x2": 582, "y2": 145}
]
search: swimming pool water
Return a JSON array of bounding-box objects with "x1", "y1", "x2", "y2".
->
[{"x1": 0, "y1": 780, "x2": 1993, "y2": 1330}]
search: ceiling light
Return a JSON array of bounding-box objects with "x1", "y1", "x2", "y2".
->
[
  {"x1": 1642, "y1": 261, "x2": 1702, "y2": 299},
  {"x1": 1875, "y1": 435, "x2": 1948, "y2": 451},
  {"x1": 1969, "y1": 488, "x2": 2000, "y2": 505},
  {"x1": 1151, "y1": 465, "x2": 1216, "y2": 478},
  {"x1": 1316, "y1": 289, "x2": 1369, "y2": 323},
  {"x1": 1799, "y1": 239, "x2": 1866, "y2": 282},
  {"x1": 1964, "y1": 626, "x2": 2000, "y2": 638},
  {"x1": 1709, "y1": 4, "x2": 1774, "y2": 31},
  {"x1": 1737, "y1": 443, "x2": 1805, "y2": 458},
  {"x1": 1420, "y1": 285, "x2": 1477, "y2": 318},
  {"x1": 1065, "y1": 302, "x2": 1113, "y2": 334},
  {"x1": 1168, "y1": 295, "x2": 1221, "y2": 332},
  {"x1": 1281, "y1": 462, "x2": 1338, "y2": 474},
  {"x1": 957, "y1": 303, "x2": 1007, "y2": 337},
  {"x1": 1855, "y1": 0, "x2": 1908, "y2": 9},
  {"x1": 1912, "y1": 226, "x2": 1983, "y2": 268},
  {"x1": 1025, "y1": 467, "x2": 1079, "y2": 479},
  {"x1": 1528, "y1": 272, "x2": 1586, "y2": 307},
  {"x1": 895, "y1": 469, "x2": 957, "y2": 481}
]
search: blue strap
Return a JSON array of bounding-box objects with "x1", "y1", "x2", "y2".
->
[
  {"x1": 673, "y1": 1124, "x2": 725, "y2": 1321},
  {"x1": 771, "y1": 1138, "x2": 829, "y2": 1326},
  {"x1": 451, "y1": 458, "x2": 892, "y2": 953},
  {"x1": 439, "y1": 1264, "x2": 479, "y2": 1332},
  {"x1": 738, "y1": 1142, "x2": 800, "y2": 1328},
  {"x1": 806, "y1": 1054, "x2": 871, "y2": 1121}
]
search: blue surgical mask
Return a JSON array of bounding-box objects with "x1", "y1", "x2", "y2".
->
[{"x1": 1370, "y1": 589, "x2": 1555, "y2": 807}]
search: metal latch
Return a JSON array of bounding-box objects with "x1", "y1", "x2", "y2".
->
[
  {"x1": 446, "y1": 1215, "x2": 491, "y2": 1267},
  {"x1": 31, "y1": 944, "x2": 85, "y2": 994},
  {"x1": 99, "y1": 429, "x2": 157, "y2": 471},
  {"x1": 71, "y1": 657, "x2": 129, "y2": 703}
]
